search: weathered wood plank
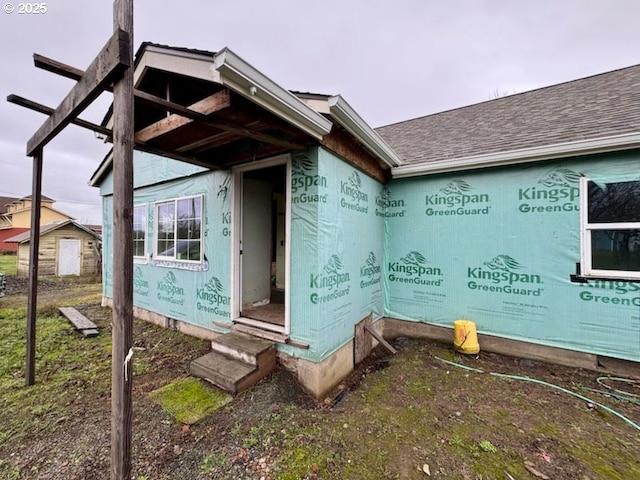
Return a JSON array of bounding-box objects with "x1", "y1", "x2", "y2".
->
[
  {"x1": 26, "y1": 29, "x2": 130, "y2": 155},
  {"x1": 34, "y1": 53, "x2": 84, "y2": 81},
  {"x1": 365, "y1": 324, "x2": 398, "y2": 355},
  {"x1": 111, "y1": 0, "x2": 134, "y2": 477},
  {"x1": 134, "y1": 90, "x2": 231, "y2": 142},
  {"x1": 59, "y1": 307, "x2": 99, "y2": 332},
  {"x1": 9, "y1": 94, "x2": 219, "y2": 169},
  {"x1": 25, "y1": 150, "x2": 43, "y2": 386},
  {"x1": 354, "y1": 315, "x2": 373, "y2": 364},
  {"x1": 8, "y1": 94, "x2": 112, "y2": 136}
]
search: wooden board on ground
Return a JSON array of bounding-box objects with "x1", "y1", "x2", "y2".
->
[{"x1": 59, "y1": 307, "x2": 99, "y2": 337}]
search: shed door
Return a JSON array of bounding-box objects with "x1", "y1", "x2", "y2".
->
[{"x1": 58, "y1": 239, "x2": 81, "y2": 276}]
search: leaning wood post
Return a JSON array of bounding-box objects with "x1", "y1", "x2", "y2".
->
[
  {"x1": 110, "y1": 0, "x2": 134, "y2": 478},
  {"x1": 25, "y1": 148, "x2": 43, "y2": 386}
]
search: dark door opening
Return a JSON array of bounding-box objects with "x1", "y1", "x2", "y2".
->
[{"x1": 239, "y1": 163, "x2": 286, "y2": 329}]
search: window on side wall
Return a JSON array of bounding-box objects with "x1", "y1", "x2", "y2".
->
[
  {"x1": 155, "y1": 195, "x2": 203, "y2": 262},
  {"x1": 133, "y1": 204, "x2": 147, "y2": 259},
  {"x1": 580, "y1": 177, "x2": 640, "y2": 280}
]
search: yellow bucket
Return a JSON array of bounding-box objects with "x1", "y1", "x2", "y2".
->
[{"x1": 453, "y1": 320, "x2": 480, "y2": 354}]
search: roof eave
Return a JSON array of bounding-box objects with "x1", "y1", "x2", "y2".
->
[
  {"x1": 327, "y1": 95, "x2": 402, "y2": 168},
  {"x1": 5, "y1": 220, "x2": 100, "y2": 243},
  {"x1": 89, "y1": 149, "x2": 113, "y2": 187},
  {"x1": 391, "y1": 132, "x2": 640, "y2": 178},
  {"x1": 213, "y1": 47, "x2": 332, "y2": 140},
  {"x1": 100, "y1": 45, "x2": 333, "y2": 141}
]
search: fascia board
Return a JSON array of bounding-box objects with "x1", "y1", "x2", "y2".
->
[
  {"x1": 135, "y1": 48, "x2": 217, "y2": 84},
  {"x1": 392, "y1": 132, "x2": 640, "y2": 178},
  {"x1": 213, "y1": 48, "x2": 332, "y2": 140},
  {"x1": 89, "y1": 150, "x2": 113, "y2": 187},
  {"x1": 328, "y1": 95, "x2": 402, "y2": 168}
]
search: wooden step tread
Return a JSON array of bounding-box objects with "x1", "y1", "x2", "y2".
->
[
  {"x1": 213, "y1": 331, "x2": 274, "y2": 356},
  {"x1": 231, "y1": 323, "x2": 288, "y2": 343},
  {"x1": 190, "y1": 351, "x2": 255, "y2": 393}
]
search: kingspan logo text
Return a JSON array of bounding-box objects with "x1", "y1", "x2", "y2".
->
[
  {"x1": 310, "y1": 255, "x2": 351, "y2": 304},
  {"x1": 518, "y1": 168, "x2": 580, "y2": 214},
  {"x1": 310, "y1": 272, "x2": 350, "y2": 290},
  {"x1": 157, "y1": 271, "x2": 185, "y2": 305},
  {"x1": 133, "y1": 267, "x2": 148, "y2": 290},
  {"x1": 157, "y1": 271, "x2": 184, "y2": 296},
  {"x1": 360, "y1": 252, "x2": 382, "y2": 288},
  {"x1": 157, "y1": 282, "x2": 185, "y2": 296},
  {"x1": 425, "y1": 179, "x2": 490, "y2": 217},
  {"x1": 341, "y1": 183, "x2": 368, "y2": 202},
  {"x1": 196, "y1": 277, "x2": 230, "y2": 306},
  {"x1": 467, "y1": 255, "x2": 543, "y2": 296},
  {"x1": 425, "y1": 193, "x2": 489, "y2": 208},
  {"x1": 375, "y1": 187, "x2": 406, "y2": 218},
  {"x1": 341, "y1": 171, "x2": 368, "y2": 203},
  {"x1": 467, "y1": 267, "x2": 541, "y2": 285},
  {"x1": 291, "y1": 154, "x2": 327, "y2": 194},
  {"x1": 361, "y1": 264, "x2": 381, "y2": 277},
  {"x1": 376, "y1": 188, "x2": 405, "y2": 209},
  {"x1": 388, "y1": 251, "x2": 443, "y2": 287},
  {"x1": 388, "y1": 262, "x2": 441, "y2": 276}
]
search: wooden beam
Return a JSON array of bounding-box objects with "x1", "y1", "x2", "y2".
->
[
  {"x1": 110, "y1": 0, "x2": 134, "y2": 478},
  {"x1": 34, "y1": 53, "x2": 84, "y2": 81},
  {"x1": 25, "y1": 149, "x2": 43, "y2": 386},
  {"x1": 365, "y1": 324, "x2": 398, "y2": 355},
  {"x1": 134, "y1": 90, "x2": 231, "y2": 141},
  {"x1": 26, "y1": 29, "x2": 130, "y2": 156},
  {"x1": 8, "y1": 94, "x2": 112, "y2": 136},
  {"x1": 176, "y1": 130, "x2": 243, "y2": 153},
  {"x1": 8, "y1": 94, "x2": 220, "y2": 169},
  {"x1": 135, "y1": 93, "x2": 306, "y2": 152}
]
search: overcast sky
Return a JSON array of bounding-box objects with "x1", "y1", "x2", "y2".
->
[{"x1": 1, "y1": 0, "x2": 639, "y2": 224}]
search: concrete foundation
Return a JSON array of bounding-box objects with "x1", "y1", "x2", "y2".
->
[
  {"x1": 278, "y1": 340, "x2": 355, "y2": 400},
  {"x1": 101, "y1": 297, "x2": 639, "y2": 399}
]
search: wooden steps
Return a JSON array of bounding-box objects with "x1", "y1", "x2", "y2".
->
[
  {"x1": 189, "y1": 331, "x2": 276, "y2": 394},
  {"x1": 58, "y1": 307, "x2": 99, "y2": 337}
]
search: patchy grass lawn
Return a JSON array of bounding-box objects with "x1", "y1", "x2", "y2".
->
[
  {"x1": 0, "y1": 254, "x2": 17, "y2": 276},
  {"x1": 0, "y1": 275, "x2": 639, "y2": 479}
]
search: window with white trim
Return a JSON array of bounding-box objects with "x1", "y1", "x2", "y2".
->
[
  {"x1": 133, "y1": 204, "x2": 147, "y2": 258},
  {"x1": 155, "y1": 195, "x2": 203, "y2": 262},
  {"x1": 580, "y1": 177, "x2": 640, "y2": 279}
]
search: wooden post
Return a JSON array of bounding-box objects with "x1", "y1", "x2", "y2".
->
[
  {"x1": 25, "y1": 149, "x2": 43, "y2": 386},
  {"x1": 110, "y1": 0, "x2": 134, "y2": 478}
]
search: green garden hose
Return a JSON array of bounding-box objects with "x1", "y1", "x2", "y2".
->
[{"x1": 434, "y1": 356, "x2": 640, "y2": 433}]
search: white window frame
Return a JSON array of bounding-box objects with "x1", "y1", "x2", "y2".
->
[
  {"x1": 133, "y1": 203, "x2": 147, "y2": 261},
  {"x1": 154, "y1": 194, "x2": 204, "y2": 263},
  {"x1": 579, "y1": 176, "x2": 640, "y2": 280}
]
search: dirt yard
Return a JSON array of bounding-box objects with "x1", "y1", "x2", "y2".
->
[{"x1": 0, "y1": 274, "x2": 639, "y2": 479}]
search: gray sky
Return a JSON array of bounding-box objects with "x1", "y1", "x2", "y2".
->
[{"x1": 1, "y1": 0, "x2": 639, "y2": 224}]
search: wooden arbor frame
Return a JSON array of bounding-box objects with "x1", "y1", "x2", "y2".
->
[
  {"x1": 7, "y1": 5, "x2": 320, "y2": 478},
  {"x1": 8, "y1": 2, "x2": 135, "y2": 478}
]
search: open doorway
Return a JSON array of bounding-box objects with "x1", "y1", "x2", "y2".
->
[{"x1": 232, "y1": 156, "x2": 290, "y2": 334}]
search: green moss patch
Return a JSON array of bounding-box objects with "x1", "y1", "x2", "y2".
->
[{"x1": 149, "y1": 377, "x2": 232, "y2": 425}]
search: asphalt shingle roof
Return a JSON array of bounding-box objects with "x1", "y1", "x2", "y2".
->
[{"x1": 375, "y1": 64, "x2": 640, "y2": 166}]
